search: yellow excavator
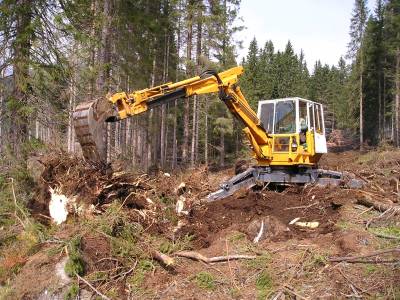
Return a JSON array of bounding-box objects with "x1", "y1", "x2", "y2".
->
[{"x1": 73, "y1": 66, "x2": 361, "y2": 201}]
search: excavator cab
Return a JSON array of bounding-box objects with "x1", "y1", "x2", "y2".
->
[{"x1": 257, "y1": 97, "x2": 327, "y2": 165}]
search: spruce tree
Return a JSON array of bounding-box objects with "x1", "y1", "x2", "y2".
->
[{"x1": 348, "y1": 0, "x2": 369, "y2": 149}]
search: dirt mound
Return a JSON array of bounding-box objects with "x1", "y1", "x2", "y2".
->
[{"x1": 180, "y1": 186, "x2": 345, "y2": 247}]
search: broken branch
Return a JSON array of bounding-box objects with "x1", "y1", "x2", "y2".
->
[
  {"x1": 152, "y1": 250, "x2": 174, "y2": 266},
  {"x1": 77, "y1": 273, "x2": 111, "y2": 300},
  {"x1": 328, "y1": 247, "x2": 400, "y2": 263},
  {"x1": 174, "y1": 251, "x2": 257, "y2": 263}
]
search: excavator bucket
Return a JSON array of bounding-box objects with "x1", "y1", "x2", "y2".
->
[{"x1": 73, "y1": 97, "x2": 114, "y2": 163}]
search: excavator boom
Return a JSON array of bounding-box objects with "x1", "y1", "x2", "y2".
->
[{"x1": 74, "y1": 66, "x2": 270, "y2": 163}]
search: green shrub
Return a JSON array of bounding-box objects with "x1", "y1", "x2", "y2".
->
[
  {"x1": 256, "y1": 270, "x2": 273, "y2": 299},
  {"x1": 64, "y1": 283, "x2": 79, "y2": 300},
  {"x1": 194, "y1": 271, "x2": 216, "y2": 290},
  {"x1": 64, "y1": 236, "x2": 85, "y2": 277}
]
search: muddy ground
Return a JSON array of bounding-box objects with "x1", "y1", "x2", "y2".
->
[{"x1": 1, "y1": 149, "x2": 400, "y2": 299}]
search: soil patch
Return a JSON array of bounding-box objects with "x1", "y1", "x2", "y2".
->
[{"x1": 181, "y1": 185, "x2": 347, "y2": 247}]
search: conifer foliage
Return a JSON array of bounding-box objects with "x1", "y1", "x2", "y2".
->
[
  {"x1": 0, "y1": 0, "x2": 399, "y2": 171},
  {"x1": 241, "y1": 0, "x2": 400, "y2": 149}
]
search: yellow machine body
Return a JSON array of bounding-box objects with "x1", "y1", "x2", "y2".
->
[{"x1": 108, "y1": 66, "x2": 325, "y2": 168}]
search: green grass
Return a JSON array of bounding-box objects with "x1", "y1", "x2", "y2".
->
[
  {"x1": 159, "y1": 195, "x2": 174, "y2": 205},
  {"x1": 303, "y1": 251, "x2": 328, "y2": 273},
  {"x1": 64, "y1": 236, "x2": 85, "y2": 277},
  {"x1": 228, "y1": 231, "x2": 246, "y2": 242},
  {"x1": 364, "y1": 264, "x2": 378, "y2": 275},
  {"x1": 369, "y1": 226, "x2": 400, "y2": 238},
  {"x1": 255, "y1": 270, "x2": 273, "y2": 299},
  {"x1": 245, "y1": 253, "x2": 271, "y2": 270},
  {"x1": 194, "y1": 271, "x2": 216, "y2": 290},
  {"x1": 64, "y1": 283, "x2": 79, "y2": 300},
  {"x1": 158, "y1": 234, "x2": 194, "y2": 254},
  {"x1": 127, "y1": 259, "x2": 155, "y2": 288}
]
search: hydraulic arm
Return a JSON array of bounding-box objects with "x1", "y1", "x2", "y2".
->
[{"x1": 108, "y1": 67, "x2": 272, "y2": 162}]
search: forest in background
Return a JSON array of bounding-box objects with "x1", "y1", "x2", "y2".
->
[
  {"x1": 240, "y1": 0, "x2": 400, "y2": 149},
  {"x1": 0, "y1": 0, "x2": 399, "y2": 173}
]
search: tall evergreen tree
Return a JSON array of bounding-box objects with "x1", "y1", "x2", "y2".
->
[{"x1": 348, "y1": 0, "x2": 369, "y2": 149}]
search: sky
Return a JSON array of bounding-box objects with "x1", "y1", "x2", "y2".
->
[{"x1": 235, "y1": 0, "x2": 377, "y2": 71}]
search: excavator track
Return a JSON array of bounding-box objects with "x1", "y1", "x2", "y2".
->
[{"x1": 206, "y1": 167, "x2": 364, "y2": 202}]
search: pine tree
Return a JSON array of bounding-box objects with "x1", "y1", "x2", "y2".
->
[
  {"x1": 348, "y1": 0, "x2": 369, "y2": 149},
  {"x1": 383, "y1": 0, "x2": 400, "y2": 146},
  {"x1": 241, "y1": 37, "x2": 259, "y2": 107}
]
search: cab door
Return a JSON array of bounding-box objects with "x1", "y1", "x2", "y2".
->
[{"x1": 309, "y1": 103, "x2": 327, "y2": 153}]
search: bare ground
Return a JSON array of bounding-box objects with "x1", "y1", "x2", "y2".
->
[{"x1": 1, "y1": 149, "x2": 400, "y2": 299}]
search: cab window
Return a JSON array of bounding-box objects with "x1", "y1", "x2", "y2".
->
[
  {"x1": 299, "y1": 101, "x2": 308, "y2": 132},
  {"x1": 308, "y1": 103, "x2": 315, "y2": 130},
  {"x1": 260, "y1": 103, "x2": 274, "y2": 133},
  {"x1": 274, "y1": 100, "x2": 296, "y2": 134},
  {"x1": 315, "y1": 104, "x2": 324, "y2": 134}
]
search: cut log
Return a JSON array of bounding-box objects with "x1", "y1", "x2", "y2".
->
[{"x1": 356, "y1": 195, "x2": 400, "y2": 214}]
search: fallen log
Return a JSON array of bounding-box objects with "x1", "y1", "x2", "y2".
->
[
  {"x1": 174, "y1": 251, "x2": 257, "y2": 263},
  {"x1": 356, "y1": 195, "x2": 400, "y2": 214}
]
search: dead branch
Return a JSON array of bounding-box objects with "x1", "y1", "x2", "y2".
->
[
  {"x1": 356, "y1": 196, "x2": 399, "y2": 214},
  {"x1": 110, "y1": 261, "x2": 137, "y2": 281},
  {"x1": 328, "y1": 247, "x2": 400, "y2": 263},
  {"x1": 337, "y1": 267, "x2": 370, "y2": 296},
  {"x1": 332, "y1": 259, "x2": 399, "y2": 264},
  {"x1": 152, "y1": 250, "x2": 174, "y2": 266},
  {"x1": 77, "y1": 273, "x2": 111, "y2": 300},
  {"x1": 283, "y1": 285, "x2": 309, "y2": 300},
  {"x1": 174, "y1": 250, "x2": 257, "y2": 263},
  {"x1": 369, "y1": 231, "x2": 400, "y2": 240},
  {"x1": 9, "y1": 178, "x2": 29, "y2": 229},
  {"x1": 284, "y1": 202, "x2": 318, "y2": 210}
]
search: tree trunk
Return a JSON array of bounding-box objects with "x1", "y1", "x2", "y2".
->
[
  {"x1": 160, "y1": 32, "x2": 169, "y2": 169},
  {"x1": 195, "y1": 98, "x2": 199, "y2": 162},
  {"x1": 396, "y1": 47, "x2": 400, "y2": 147},
  {"x1": 378, "y1": 73, "x2": 382, "y2": 142},
  {"x1": 172, "y1": 99, "x2": 178, "y2": 169},
  {"x1": 359, "y1": 53, "x2": 364, "y2": 150},
  {"x1": 106, "y1": 123, "x2": 111, "y2": 162},
  {"x1": 183, "y1": 1, "x2": 194, "y2": 164},
  {"x1": 172, "y1": 2, "x2": 182, "y2": 169},
  {"x1": 12, "y1": 0, "x2": 32, "y2": 156},
  {"x1": 67, "y1": 48, "x2": 77, "y2": 153},
  {"x1": 89, "y1": 0, "x2": 98, "y2": 98},
  {"x1": 96, "y1": 0, "x2": 112, "y2": 94},
  {"x1": 0, "y1": 69, "x2": 4, "y2": 153},
  {"x1": 204, "y1": 99, "x2": 208, "y2": 165},
  {"x1": 220, "y1": 131, "x2": 225, "y2": 167},
  {"x1": 191, "y1": 8, "x2": 202, "y2": 166},
  {"x1": 383, "y1": 64, "x2": 387, "y2": 139},
  {"x1": 190, "y1": 95, "x2": 197, "y2": 166}
]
